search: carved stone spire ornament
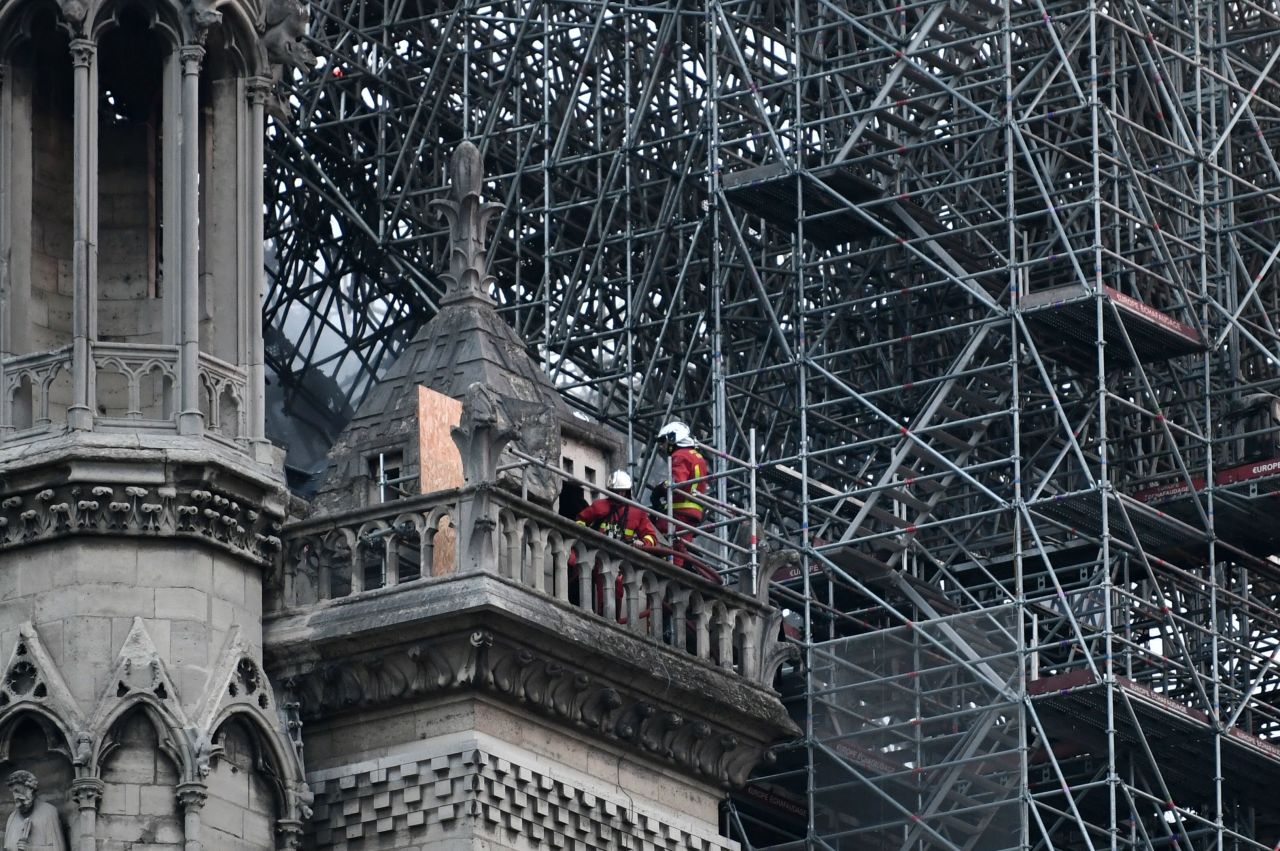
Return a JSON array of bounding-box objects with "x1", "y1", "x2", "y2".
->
[{"x1": 431, "y1": 141, "x2": 504, "y2": 306}]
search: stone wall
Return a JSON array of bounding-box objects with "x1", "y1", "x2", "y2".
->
[
  {"x1": 197, "y1": 73, "x2": 243, "y2": 365},
  {"x1": 202, "y1": 718, "x2": 279, "y2": 849},
  {"x1": 0, "y1": 538, "x2": 263, "y2": 710},
  {"x1": 26, "y1": 47, "x2": 75, "y2": 357},
  {"x1": 303, "y1": 695, "x2": 737, "y2": 851},
  {"x1": 308, "y1": 735, "x2": 736, "y2": 851},
  {"x1": 97, "y1": 116, "x2": 162, "y2": 346}
]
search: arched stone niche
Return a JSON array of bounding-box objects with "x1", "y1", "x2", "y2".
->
[
  {"x1": 195, "y1": 13, "x2": 259, "y2": 369},
  {"x1": 0, "y1": 713, "x2": 75, "y2": 842},
  {"x1": 98, "y1": 708, "x2": 184, "y2": 847},
  {"x1": 203, "y1": 716, "x2": 282, "y2": 849}
]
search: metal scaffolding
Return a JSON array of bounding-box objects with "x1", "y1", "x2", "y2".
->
[{"x1": 265, "y1": 0, "x2": 1280, "y2": 847}]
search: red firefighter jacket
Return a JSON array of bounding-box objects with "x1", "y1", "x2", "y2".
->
[
  {"x1": 667, "y1": 446, "x2": 708, "y2": 519},
  {"x1": 575, "y1": 498, "x2": 659, "y2": 546}
]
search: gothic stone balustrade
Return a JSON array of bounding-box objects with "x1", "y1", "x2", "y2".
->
[
  {"x1": 264, "y1": 484, "x2": 799, "y2": 790},
  {"x1": 269, "y1": 487, "x2": 789, "y2": 688},
  {"x1": 1, "y1": 343, "x2": 247, "y2": 442}
]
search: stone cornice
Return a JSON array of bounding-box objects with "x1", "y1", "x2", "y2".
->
[
  {"x1": 0, "y1": 431, "x2": 287, "y2": 496},
  {"x1": 0, "y1": 433, "x2": 287, "y2": 564},
  {"x1": 265, "y1": 571, "x2": 792, "y2": 729},
  {"x1": 0, "y1": 479, "x2": 282, "y2": 565},
  {"x1": 277, "y1": 627, "x2": 779, "y2": 788}
]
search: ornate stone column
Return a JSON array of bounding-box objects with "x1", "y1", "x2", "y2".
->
[
  {"x1": 0, "y1": 62, "x2": 10, "y2": 434},
  {"x1": 245, "y1": 77, "x2": 270, "y2": 447},
  {"x1": 177, "y1": 44, "x2": 205, "y2": 435},
  {"x1": 68, "y1": 38, "x2": 96, "y2": 431},
  {"x1": 70, "y1": 778, "x2": 103, "y2": 851},
  {"x1": 176, "y1": 782, "x2": 207, "y2": 851}
]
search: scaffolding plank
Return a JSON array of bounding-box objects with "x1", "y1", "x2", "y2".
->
[{"x1": 1020, "y1": 283, "x2": 1203, "y2": 369}]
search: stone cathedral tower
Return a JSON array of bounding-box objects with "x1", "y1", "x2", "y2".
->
[
  {"x1": 0, "y1": 0, "x2": 312, "y2": 845},
  {"x1": 0, "y1": 0, "x2": 797, "y2": 848}
]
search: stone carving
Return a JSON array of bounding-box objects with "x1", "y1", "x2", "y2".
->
[
  {"x1": 450, "y1": 383, "x2": 563, "y2": 565},
  {"x1": 451, "y1": 384, "x2": 510, "y2": 571},
  {"x1": 0, "y1": 627, "x2": 309, "y2": 829},
  {"x1": 420, "y1": 143, "x2": 562, "y2": 504},
  {"x1": 430, "y1": 141, "x2": 504, "y2": 306},
  {"x1": 286, "y1": 631, "x2": 773, "y2": 786},
  {"x1": 0, "y1": 483, "x2": 282, "y2": 565},
  {"x1": 90, "y1": 619, "x2": 190, "y2": 749},
  {"x1": 753, "y1": 550, "x2": 803, "y2": 683},
  {"x1": 3, "y1": 771, "x2": 66, "y2": 851},
  {"x1": 452, "y1": 383, "x2": 517, "y2": 486},
  {"x1": 262, "y1": 0, "x2": 316, "y2": 122},
  {"x1": 188, "y1": 0, "x2": 222, "y2": 35},
  {"x1": 0, "y1": 626, "x2": 84, "y2": 730}
]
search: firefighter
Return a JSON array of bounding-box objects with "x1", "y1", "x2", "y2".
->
[
  {"x1": 575, "y1": 470, "x2": 658, "y2": 548},
  {"x1": 650, "y1": 420, "x2": 708, "y2": 570},
  {"x1": 572, "y1": 470, "x2": 656, "y2": 620}
]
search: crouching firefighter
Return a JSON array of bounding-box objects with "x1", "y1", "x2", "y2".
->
[
  {"x1": 571, "y1": 470, "x2": 658, "y2": 619},
  {"x1": 575, "y1": 470, "x2": 659, "y2": 548}
]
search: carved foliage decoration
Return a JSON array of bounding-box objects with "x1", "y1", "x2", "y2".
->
[
  {"x1": 0, "y1": 483, "x2": 283, "y2": 564},
  {"x1": 429, "y1": 141, "x2": 504, "y2": 305},
  {"x1": 286, "y1": 630, "x2": 773, "y2": 787}
]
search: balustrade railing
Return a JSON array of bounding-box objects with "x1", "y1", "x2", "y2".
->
[
  {"x1": 1, "y1": 343, "x2": 249, "y2": 442},
  {"x1": 93, "y1": 341, "x2": 178, "y2": 427},
  {"x1": 1, "y1": 346, "x2": 73, "y2": 434},
  {"x1": 271, "y1": 485, "x2": 789, "y2": 688},
  {"x1": 197, "y1": 351, "x2": 248, "y2": 440}
]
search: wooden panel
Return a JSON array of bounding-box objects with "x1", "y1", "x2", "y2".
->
[
  {"x1": 432, "y1": 516, "x2": 456, "y2": 577},
  {"x1": 417, "y1": 385, "x2": 464, "y2": 493}
]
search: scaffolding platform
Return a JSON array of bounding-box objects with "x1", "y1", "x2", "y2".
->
[
  {"x1": 1030, "y1": 670, "x2": 1280, "y2": 802},
  {"x1": 1020, "y1": 284, "x2": 1203, "y2": 370},
  {"x1": 1030, "y1": 490, "x2": 1207, "y2": 555},
  {"x1": 1131, "y1": 459, "x2": 1280, "y2": 559},
  {"x1": 722, "y1": 161, "x2": 881, "y2": 247}
]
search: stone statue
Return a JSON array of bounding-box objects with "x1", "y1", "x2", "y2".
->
[
  {"x1": 263, "y1": 0, "x2": 316, "y2": 73},
  {"x1": 3, "y1": 771, "x2": 66, "y2": 851},
  {"x1": 262, "y1": 0, "x2": 317, "y2": 123}
]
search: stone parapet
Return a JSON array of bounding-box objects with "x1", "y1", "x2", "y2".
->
[{"x1": 270, "y1": 487, "x2": 791, "y2": 689}]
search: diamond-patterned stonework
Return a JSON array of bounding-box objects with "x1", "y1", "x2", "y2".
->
[{"x1": 307, "y1": 736, "x2": 737, "y2": 850}]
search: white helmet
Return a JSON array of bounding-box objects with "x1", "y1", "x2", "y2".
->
[
  {"x1": 607, "y1": 470, "x2": 633, "y2": 491},
  {"x1": 657, "y1": 420, "x2": 694, "y2": 447}
]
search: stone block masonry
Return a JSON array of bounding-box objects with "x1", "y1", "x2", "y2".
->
[{"x1": 307, "y1": 731, "x2": 739, "y2": 851}]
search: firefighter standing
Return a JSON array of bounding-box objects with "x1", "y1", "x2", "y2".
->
[{"x1": 650, "y1": 420, "x2": 707, "y2": 570}]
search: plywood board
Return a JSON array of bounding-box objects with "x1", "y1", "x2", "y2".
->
[{"x1": 417, "y1": 385, "x2": 464, "y2": 493}]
